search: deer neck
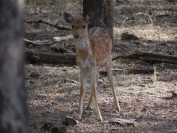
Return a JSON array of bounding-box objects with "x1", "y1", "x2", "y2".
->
[
  {"x1": 75, "y1": 35, "x2": 92, "y2": 63},
  {"x1": 75, "y1": 37, "x2": 89, "y2": 50}
]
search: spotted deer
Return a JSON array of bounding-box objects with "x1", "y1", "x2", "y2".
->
[{"x1": 64, "y1": 12, "x2": 120, "y2": 121}]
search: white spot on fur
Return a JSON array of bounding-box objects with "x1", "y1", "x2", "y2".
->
[
  {"x1": 89, "y1": 50, "x2": 92, "y2": 55},
  {"x1": 98, "y1": 37, "x2": 103, "y2": 40},
  {"x1": 105, "y1": 39, "x2": 108, "y2": 43},
  {"x1": 90, "y1": 28, "x2": 99, "y2": 36}
]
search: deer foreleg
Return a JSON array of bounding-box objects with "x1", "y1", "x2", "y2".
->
[
  {"x1": 90, "y1": 68, "x2": 102, "y2": 121},
  {"x1": 78, "y1": 69, "x2": 87, "y2": 120},
  {"x1": 87, "y1": 68, "x2": 99, "y2": 110}
]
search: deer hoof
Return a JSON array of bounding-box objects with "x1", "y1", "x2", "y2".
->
[
  {"x1": 96, "y1": 116, "x2": 103, "y2": 122},
  {"x1": 86, "y1": 106, "x2": 92, "y2": 110},
  {"x1": 117, "y1": 106, "x2": 121, "y2": 112},
  {"x1": 77, "y1": 117, "x2": 82, "y2": 121},
  {"x1": 77, "y1": 114, "x2": 82, "y2": 121}
]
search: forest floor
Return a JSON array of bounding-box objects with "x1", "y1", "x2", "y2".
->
[{"x1": 25, "y1": 0, "x2": 177, "y2": 132}]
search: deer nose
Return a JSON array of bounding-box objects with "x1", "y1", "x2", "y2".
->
[{"x1": 74, "y1": 34, "x2": 79, "y2": 39}]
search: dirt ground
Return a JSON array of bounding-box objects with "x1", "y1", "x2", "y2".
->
[{"x1": 25, "y1": 0, "x2": 177, "y2": 132}]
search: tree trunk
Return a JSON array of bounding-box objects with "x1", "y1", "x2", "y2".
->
[
  {"x1": 83, "y1": 0, "x2": 114, "y2": 40},
  {"x1": 0, "y1": 1, "x2": 28, "y2": 133}
]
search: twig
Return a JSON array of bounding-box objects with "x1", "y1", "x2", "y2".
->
[
  {"x1": 147, "y1": 13, "x2": 153, "y2": 24},
  {"x1": 153, "y1": 63, "x2": 157, "y2": 85},
  {"x1": 122, "y1": 17, "x2": 129, "y2": 27},
  {"x1": 52, "y1": 35, "x2": 73, "y2": 42},
  {"x1": 24, "y1": 39, "x2": 53, "y2": 45}
]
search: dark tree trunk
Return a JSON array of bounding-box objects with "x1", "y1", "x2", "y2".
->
[
  {"x1": 83, "y1": 0, "x2": 114, "y2": 40},
  {"x1": 0, "y1": 1, "x2": 28, "y2": 133}
]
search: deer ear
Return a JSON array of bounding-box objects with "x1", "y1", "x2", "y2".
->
[
  {"x1": 64, "y1": 12, "x2": 74, "y2": 23},
  {"x1": 85, "y1": 12, "x2": 94, "y2": 23}
]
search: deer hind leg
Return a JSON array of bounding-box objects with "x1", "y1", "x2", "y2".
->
[
  {"x1": 78, "y1": 69, "x2": 87, "y2": 120},
  {"x1": 87, "y1": 68, "x2": 99, "y2": 110},
  {"x1": 90, "y1": 67, "x2": 102, "y2": 121},
  {"x1": 105, "y1": 57, "x2": 121, "y2": 112}
]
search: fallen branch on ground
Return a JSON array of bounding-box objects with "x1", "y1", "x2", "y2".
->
[
  {"x1": 25, "y1": 19, "x2": 71, "y2": 30},
  {"x1": 24, "y1": 35, "x2": 73, "y2": 46},
  {"x1": 50, "y1": 44, "x2": 75, "y2": 54},
  {"x1": 24, "y1": 39, "x2": 53, "y2": 46},
  {"x1": 113, "y1": 51, "x2": 177, "y2": 64},
  {"x1": 126, "y1": 69, "x2": 154, "y2": 74},
  {"x1": 25, "y1": 50, "x2": 177, "y2": 65},
  {"x1": 25, "y1": 50, "x2": 76, "y2": 64}
]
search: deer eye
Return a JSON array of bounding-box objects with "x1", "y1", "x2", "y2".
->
[
  {"x1": 82, "y1": 25, "x2": 86, "y2": 28},
  {"x1": 72, "y1": 25, "x2": 74, "y2": 28}
]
